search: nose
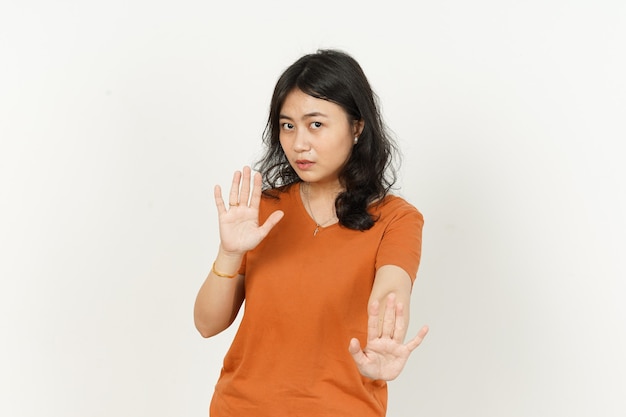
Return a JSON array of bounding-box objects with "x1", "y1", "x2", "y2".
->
[{"x1": 292, "y1": 129, "x2": 311, "y2": 152}]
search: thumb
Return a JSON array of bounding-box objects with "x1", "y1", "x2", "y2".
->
[
  {"x1": 405, "y1": 325, "x2": 429, "y2": 351},
  {"x1": 348, "y1": 337, "x2": 364, "y2": 358},
  {"x1": 258, "y1": 210, "x2": 284, "y2": 235}
]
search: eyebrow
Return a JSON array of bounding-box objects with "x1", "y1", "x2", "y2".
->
[{"x1": 279, "y1": 111, "x2": 329, "y2": 120}]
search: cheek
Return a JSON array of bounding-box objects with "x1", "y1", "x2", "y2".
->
[
  {"x1": 329, "y1": 140, "x2": 354, "y2": 164},
  {"x1": 278, "y1": 136, "x2": 288, "y2": 153}
]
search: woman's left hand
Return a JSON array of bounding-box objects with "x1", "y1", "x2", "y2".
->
[{"x1": 348, "y1": 293, "x2": 429, "y2": 381}]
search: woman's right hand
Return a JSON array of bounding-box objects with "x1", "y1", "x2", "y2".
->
[{"x1": 214, "y1": 166, "x2": 284, "y2": 255}]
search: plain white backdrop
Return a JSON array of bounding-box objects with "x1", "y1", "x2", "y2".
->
[{"x1": 1, "y1": 1, "x2": 625, "y2": 416}]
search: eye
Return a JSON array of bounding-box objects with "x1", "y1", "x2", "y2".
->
[
  {"x1": 281, "y1": 122, "x2": 294, "y2": 130},
  {"x1": 310, "y1": 121, "x2": 322, "y2": 129}
]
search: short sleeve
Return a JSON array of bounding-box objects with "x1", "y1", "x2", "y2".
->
[{"x1": 375, "y1": 202, "x2": 424, "y2": 282}]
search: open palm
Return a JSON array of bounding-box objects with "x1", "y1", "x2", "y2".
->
[
  {"x1": 214, "y1": 166, "x2": 283, "y2": 255},
  {"x1": 349, "y1": 293, "x2": 429, "y2": 381}
]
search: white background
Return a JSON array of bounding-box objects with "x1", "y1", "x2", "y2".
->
[{"x1": 1, "y1": 1, "x2": 625, "y2": 416}]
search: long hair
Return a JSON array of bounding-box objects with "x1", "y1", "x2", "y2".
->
[{"x1": 255, "y1": 49, "x2": 399, "y2": 231}]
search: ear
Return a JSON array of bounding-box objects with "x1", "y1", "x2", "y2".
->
[{"x1": 352, "y1": 119, "x2": 365, "y2": 137}]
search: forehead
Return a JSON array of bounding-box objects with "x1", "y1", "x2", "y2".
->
[{"x1": 280, "y1": 89, "x2": 347, "y2": 118}]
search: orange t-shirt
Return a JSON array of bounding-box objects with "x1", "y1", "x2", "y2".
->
[{"x1": 210, "y1": 183, "x2": 423, "y2": 417}]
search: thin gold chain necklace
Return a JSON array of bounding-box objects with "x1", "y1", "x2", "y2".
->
[{"x1": 302, "y1": 183, "x2": 337, "y2": 236}]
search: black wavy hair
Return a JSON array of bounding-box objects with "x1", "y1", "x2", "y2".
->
[{"x1": 255, "y1": 49, "x2": 399, "y2": 231}]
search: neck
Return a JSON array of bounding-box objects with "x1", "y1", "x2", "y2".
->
[
  {"x1": 302, "y1": 181, "x2": 343, "y2": 201},
  {"x1": 301, "y1": 182, "x2": 340, "y2": 232}
]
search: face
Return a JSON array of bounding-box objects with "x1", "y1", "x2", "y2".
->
[{"x1": 279, "y1": 89, "x2": 363, "y2": 187}]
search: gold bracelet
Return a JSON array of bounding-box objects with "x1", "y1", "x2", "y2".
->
[{"x1": 212, "y1": 261, "x2": 238, "y2": 278}]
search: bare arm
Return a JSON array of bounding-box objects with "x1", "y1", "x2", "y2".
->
[
  {"x1": 348, "y1": 265, "x2": 429, "y2": 380},
  {"x1": 193, "y1": 247, "x2": 246, "y2": 338},
  {"x1": 193, "y1": 166, "x2": 283, "y2": 338}
]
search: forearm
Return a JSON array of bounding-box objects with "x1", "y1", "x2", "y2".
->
[
  {"x1": 349, "y1": 265, "x2": 424, "y2": 381},
  {"x1": 369, "y1": 265, "x2": 413, "y2": 338},
  {"x1": 193, "y1": 247, "x2": 245, "y2": 338}
]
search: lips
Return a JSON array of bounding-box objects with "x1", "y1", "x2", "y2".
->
[{"x1": 295, "y1": 159, "x2": 315, "y2": 170}]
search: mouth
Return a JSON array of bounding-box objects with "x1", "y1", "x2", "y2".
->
[{"x1": 295, "y1": 160, "x2": 315, "y2": 170}]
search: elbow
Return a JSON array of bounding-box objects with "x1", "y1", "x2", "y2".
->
[
  {"x1": 195, "y1": 323, "x2": 219, "y2": 338},
  {"x1": 194, "y1": 302, "x2": 240, "y2": 338},
  {"x1": 194, "y1": 317, "x2": 230, "y2": 338},
  {"x1": 194, "y1": 320, "x2": 220, "y2": 338},
  {"x1": 197, "y1": 327, "x2": 214, "y2": 338}
]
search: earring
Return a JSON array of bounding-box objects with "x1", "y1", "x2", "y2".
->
[{"x1": 354, "y1": 136, "x2": 359, "y2": 145}]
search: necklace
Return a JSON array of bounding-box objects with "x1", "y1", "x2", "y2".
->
[{"x1": 302, "y1": 183, "x2": 337, "y2": 236}]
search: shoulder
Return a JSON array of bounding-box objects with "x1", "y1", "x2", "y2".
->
[{"x1": 371, "y1": 194, "x2": 423, "y2": 226}]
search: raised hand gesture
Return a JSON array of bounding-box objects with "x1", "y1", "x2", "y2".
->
[
  {"x1": 349, "y1": 293, "x2": 429, "y2": 381},
  {"x1": 214, "y1": 166, "x2": 284, "y2": 255}
]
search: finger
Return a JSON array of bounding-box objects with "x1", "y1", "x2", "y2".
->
[
  {"x1": 367, "y1": 299, "x2": 381, "y2": 342},
  {"x1": 348, "y1": 338, "x2": 365, "y2": 361},
  {"x1": 258, "y1": 210, "x2": 284, "y2": 236},
  {"x1": 405, "y1": 325, "x2": 429, "y2": 352},
  {"x1": 249, "y1": 172, "x2": 263, "y2": 210},
  {"x1": 239, "y1": 166, "x2": 252, "y2": 206},
  {"x1": 392, "y1": 302, "x2": 408, "y2": 343},
  {"x1": 214, "y1": 185, "x2": 227, "y2": 215},
  {"x1": 381, "y1": 293, "x2": 397, "y2": 338},
  {"x1": 228, "y1": 170, "x2": 242, "y2": 207}
]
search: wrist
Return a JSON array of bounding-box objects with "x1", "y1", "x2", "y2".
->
[
  {"x1": 212, "y1": 261, "x2": 238, "y2": 278},
  {"x1": 217, "y1": 244, "x2": 246, "y2": 259},
  {"x1": 212, "y1": 246, "x2": 244, "y2": 278}
]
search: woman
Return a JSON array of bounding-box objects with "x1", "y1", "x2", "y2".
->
[{"x1": 194, "y1": 49, "x2": 428, "y2": 416}]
